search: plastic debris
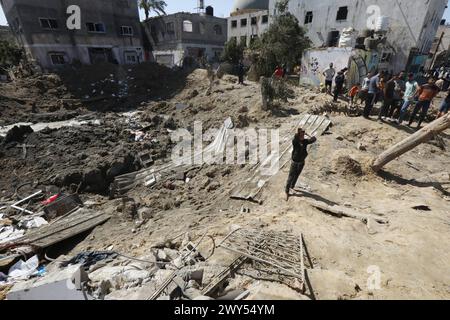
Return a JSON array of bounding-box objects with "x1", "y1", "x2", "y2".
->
[{"x1": 8, "y1": 255, "x2": 39, "y2": 280}]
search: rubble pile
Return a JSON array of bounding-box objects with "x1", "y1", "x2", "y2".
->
[
  {"x1": 0, "y1": 112, "x2": 178, "y2": 197},
  {"x1": 1, "y1": 66, "x2": 449, "y2": 300}
]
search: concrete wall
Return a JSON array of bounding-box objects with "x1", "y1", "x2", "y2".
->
[
  {"x1": 269, "y1": 0, "x2": 447, "y2": 72},
  {"x1": 143, "y1": 12, "x2": 227, "y2": 66},
  {"x1": 300, "y1": 47, "x2": 354, "y2": 86},
  {"x1": 227, "y1": 10, "x2": 269, "y2": 46},
  {"x1": 0, "y1": 0, "x2": 143, "y2": 70}
]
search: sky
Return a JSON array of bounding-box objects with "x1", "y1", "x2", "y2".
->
[{"x1": 0, "y1": 0, "x2": 448, "y2": 24}]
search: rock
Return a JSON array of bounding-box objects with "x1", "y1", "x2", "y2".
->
[
  {"x1": 367, "y1": 218, "x2": 386, "y2": 235},
  {"x1": 3, "y1": 125, "x2": 33, "y2": 144},
  {"x1": 89, "y1": 266, "x2": 151, "y2": 290},
  {"x1": 183, "y1": 287, "x2": 203, "y2": 300},
  {"x1": 157, "y1": 249, "x2": 169, "y2": 262},
  {"x1": 336, "y1": 135, "x2": 344, "y2": 141},
  {"x1": 206, "y1": 181, "x2": 220, "y2": 192},
  {"x1": 172, "y1": 257, "x2": 185, "y2": 269},
  {"x1": 357, "y1": 143, "x2": 367, "y2": 151},
  {"x1": 163, "y1": 248, "x2": 179, "y2": 261},
  {"x1": 188, "y1": 89, "x2": 199, "y2": 99},
  {"x1": 163, "y1": 117, "x2": 177, "y2": 130},
  {"x1": 238, "y1": 106, "x2": 249, "y2": 113}
]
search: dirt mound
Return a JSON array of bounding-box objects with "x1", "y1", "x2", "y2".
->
[
  {"x1": 0, "y1": 113, "x2": 178, "y2": 196},
  {"x1": 332, "y1": 154, "x2": 364, "y2": 177}
]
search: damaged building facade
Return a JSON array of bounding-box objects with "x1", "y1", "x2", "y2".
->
[
  {"x1": 143, "y1": 9, "x2": 227, "y2": 68},
  {"x1": 269, "y1": 0, "x2": 447, "y2": 73},
  {"x1": 0, "y1": 0, "x2": 144, "y2": 70},
  {"x1": 227, "y1": 0, "x2": 270, "y2": 47}
]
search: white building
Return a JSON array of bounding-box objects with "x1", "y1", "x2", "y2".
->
[
  {"x1": 227, "y1": 0, "x2": 270, "y2": 46},
  {"x1": 269, "y1": 0, "x2": 448, "y2": 72}
]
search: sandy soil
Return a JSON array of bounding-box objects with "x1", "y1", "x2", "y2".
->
[{"x1": 1, "y1": 68, "x2": 449, "y2": 300}]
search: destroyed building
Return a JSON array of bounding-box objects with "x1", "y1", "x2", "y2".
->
[
  {"x1": 269, "y1": 0, "x2": 448, "y2": 72},
  {"x1": 142, "y1": 9, "x2": 227, "y2": 67},
  {"x1": 227, "y1": 0, "x2": 270, "y2": 47},
  {"x1": 0, "y1": 0, "x2": 144, "y2": 70}
]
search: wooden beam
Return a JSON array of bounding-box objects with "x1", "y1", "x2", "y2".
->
[{"x1": 372, "y1": 113, "x2": 450, "y2": 173}]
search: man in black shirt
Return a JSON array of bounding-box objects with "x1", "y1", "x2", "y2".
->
[
  {"x1": 333, "y1": 71, "x2": 345, "y2": 102},
  {"x1": 285, "y1": 128, "x2": 317, "y2": 201}
]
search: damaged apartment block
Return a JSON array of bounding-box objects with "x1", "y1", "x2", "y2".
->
[{"x1": 2, "y1": 0, "x2": 144, "y2": 71}]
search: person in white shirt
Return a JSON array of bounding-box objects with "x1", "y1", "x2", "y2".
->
[{"x1": 323, "y1": 63, "x2": 336, "y2": 95}]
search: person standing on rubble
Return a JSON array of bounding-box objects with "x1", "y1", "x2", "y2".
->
[
  {"x1": 408, "y1": 77, "x2": 440, "y2": 129},
  {"x1": 285, "y1": 128, "x2": 317, "y2": 201},
  {"x1": 388, "y1": 72, "x2": 406, "y2": 120},
  {"x1": 237, "y1": 60, "x2": 245, "y2": 85},
  {"x1": 363, "y1": 70, "x2": 381, "y2": 118},
  {"x1": 333, "y1": 71, "x2": 345, "y2": 102},
  {"x1": 397, "y1": 73, "x2": 419, "y2": 125},
  {"x1": 379, "y1": 74, "x2": 397, "y2": 121},
  {"x1": 323, "y1": 63, "x2": 336, "y2": 95}
]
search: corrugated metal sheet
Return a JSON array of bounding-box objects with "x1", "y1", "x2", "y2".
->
[
  {"x1": 112, "y1": 118, "x2": 235, "y2": 196},
  {"x1": 230, "y1": 114, "x2": 331, "y2": 202}
]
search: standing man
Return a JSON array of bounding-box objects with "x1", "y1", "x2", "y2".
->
[
  {"x1": 388, "y1": 72, "x2": 406, "y2": 120},
  {"x1": 285, "y1": 128, "x2": 317, "y2": 201},
  {"x1": 408, "y1": 78, "x2": 440, "y2": 128},
  {"x1": 323, "y1": 63, "x2": 336, "y2": 95},
  {"x1": 379, "y1": 75, "x2": 396, "y2": 121},
  {"x1": 333, "y1": 71, "x2": 345, "y2": 102},
  {"x1": 364, "y1": 70, "x2": 381, "y2": 118},
  {"x1": 237, "y1": 60, "x2": 245, "y2": 85},
  {"x1": 397, "y1": 73, "x2": 419, "y2": 125}
]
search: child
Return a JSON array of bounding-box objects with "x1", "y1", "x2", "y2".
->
[{"x1": 349, "y1": 85, "x2": 360, "y2": 107}]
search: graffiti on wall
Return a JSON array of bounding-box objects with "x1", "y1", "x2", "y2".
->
[{"x1": 300, "y1": 47, "x2": 355, "y2": 87}]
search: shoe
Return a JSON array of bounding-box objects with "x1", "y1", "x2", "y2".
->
[{"x1": 285, "y1": 192, "x2": 290, "y2": 201}]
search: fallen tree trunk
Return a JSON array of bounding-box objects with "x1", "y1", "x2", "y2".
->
[{"x1": 372, "y1": 113, "x2": 450, "y2": 172}]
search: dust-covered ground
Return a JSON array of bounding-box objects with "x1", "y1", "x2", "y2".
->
[{"x1": 0, "y1": 67, "x2": 449, "y2": 300}]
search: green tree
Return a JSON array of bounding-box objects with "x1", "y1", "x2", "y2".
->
[
  {"x1": 139, "y1": 0, "x2": 167, "y2": 20},
  {"x1": 252, "y1": 0, "x2": 311, "y2": 76},
  {"x1": 221, "y1": 38, "x2": 245, "y2": 64}
]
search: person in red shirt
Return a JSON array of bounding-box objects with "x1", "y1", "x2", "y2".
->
[
  {"x1": 408, "y1": 78, "x2": 440, "y2": 128},
  {"x1": 273, "y1": 66, "x2": 284, "y2": 79},
  {"x1": 349, "y1": 85, "x2": 360, "y2": 107}
]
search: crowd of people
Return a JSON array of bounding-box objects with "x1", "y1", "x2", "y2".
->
[{"x1": 323, "y1": 63, "x2": 450, "y2": 129}]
